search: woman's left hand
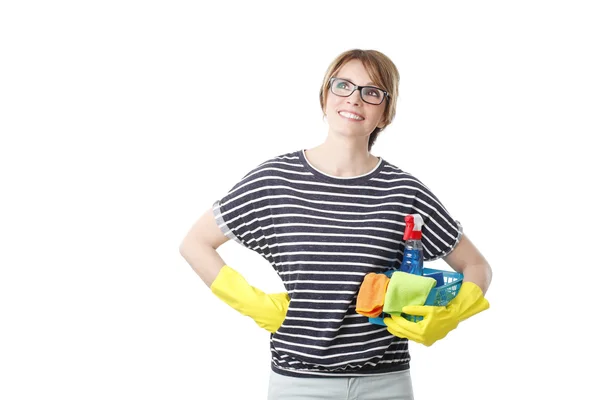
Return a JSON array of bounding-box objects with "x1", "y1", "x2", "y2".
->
[
  {"x1": 383, "y1": 281, "x2": 490, "y2": 346},
  {"x1": 383, "y1": 305, "x2": 459, "y2": 346}
]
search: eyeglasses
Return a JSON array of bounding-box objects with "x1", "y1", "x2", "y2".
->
[{"x1": 329, "y1": 77, "x2": 388, "y2": 105}]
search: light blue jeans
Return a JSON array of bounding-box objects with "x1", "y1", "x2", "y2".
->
[{"x1": 267, "y1": 369, "x2": 414, "y2": 400}]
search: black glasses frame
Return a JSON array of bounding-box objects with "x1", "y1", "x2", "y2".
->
[{"x1": 329, "y1": 77, "x2": 389, "y2": 105}]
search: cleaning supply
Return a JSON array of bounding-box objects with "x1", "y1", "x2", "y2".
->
[
  {"x1": 210, "y1": 265, "x2": 290, "y2": 333},
  {"x1": 398, "y1": 214, "x2": 424, "y2": 276},
  {"x1": 424, "y1": 271, "x2": 445, "y2": 288},
  {"x1": 356, "y1": 273, "x2": 390, "y2": 317},
  {"x1": 384, "y1": 281, "x2": 490, "y2": 346},
  {"x1": 382, "y1": 271, "x2": 436, "y2": 315},
  {"x1": 368, "y1": 268, "x2": 463, "y2": 326}
]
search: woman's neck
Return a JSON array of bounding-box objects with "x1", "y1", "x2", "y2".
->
[{"x1": 303, "y1": 141, "x2": 379, "y2": 178}]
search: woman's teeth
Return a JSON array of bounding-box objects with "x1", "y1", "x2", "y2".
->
[{"x1": 339, "y1": 111, "x2": 364, "y2": 121}]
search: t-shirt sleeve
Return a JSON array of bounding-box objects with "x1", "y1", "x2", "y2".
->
[
  {"x1": 410, "y1": 176, "x2": 463, "y2": 261},
  {"x1": 212, "y1": 162, "x2": 272, "y2": 254}
]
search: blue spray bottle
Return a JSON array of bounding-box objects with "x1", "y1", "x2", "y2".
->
[{"x1": 398, "y1": 214, "x2": 424, "y2": 276}]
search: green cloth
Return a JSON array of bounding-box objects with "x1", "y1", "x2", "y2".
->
[{"x1": 383, "y1": 271, "x2": 436, "y2": 315}]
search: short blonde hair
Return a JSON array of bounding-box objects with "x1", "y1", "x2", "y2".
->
[{"x1": 319, "y1": 49, "x2": 400, "y2": 151}]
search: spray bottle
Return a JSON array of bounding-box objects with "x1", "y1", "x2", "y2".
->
[{"x1": 399, "y1": 214, "x2": 424, "y2": 276}]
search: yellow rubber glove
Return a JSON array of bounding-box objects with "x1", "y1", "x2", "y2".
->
[
  {"x1": 383, "y1": 281, "x2": 489, "y2": 346},
  {"x1": 210, "y1": 265, "x2": 289, "y2": 333}
]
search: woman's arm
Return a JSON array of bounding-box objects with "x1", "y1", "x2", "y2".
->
[
  {"x1": 179, "y1": 207, "x2": 230, "y2": 287},
  {"x1": 178, "y1": 206, "x2": 290, "y2": 333},
  {"x1": 442, "y1": 234, "x2": 492, "y2": 295}
]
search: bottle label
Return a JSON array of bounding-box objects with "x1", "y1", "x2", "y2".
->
[{"x1": 399, "y1": 249, "x2": 423, "y2": 275}]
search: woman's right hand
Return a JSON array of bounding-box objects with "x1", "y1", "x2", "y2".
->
[{"x1": 210, "y1": 265, "x2": 289, "y2": 333}]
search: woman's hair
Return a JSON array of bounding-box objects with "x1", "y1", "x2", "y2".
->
[{"x1": 319, "y1": 49, "x2": 400, "y2": 151}]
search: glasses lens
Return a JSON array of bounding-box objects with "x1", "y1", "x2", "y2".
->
[
  {"x1": 361, "y1": 87, "x2": 385, "y2": 105},
  {"x1": 331, "y1": 78, "x2": 353, "y2": 97}
]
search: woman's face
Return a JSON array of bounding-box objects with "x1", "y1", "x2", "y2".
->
[{"x1": 325, "y1": 59, "x2": 387, "y2": 140}]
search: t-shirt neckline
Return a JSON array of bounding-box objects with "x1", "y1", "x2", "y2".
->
[{"x1": 298, "y1": 149, "x2": 386, "y2": 184}]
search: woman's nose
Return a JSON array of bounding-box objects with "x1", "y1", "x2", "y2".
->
[{"x1": 346, "y1": 90, "x2": 362, "y2": 105}]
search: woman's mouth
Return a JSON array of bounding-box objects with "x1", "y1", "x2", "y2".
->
[{"x1": 338, "y1": 111, "x2": 365, "y2": 121}]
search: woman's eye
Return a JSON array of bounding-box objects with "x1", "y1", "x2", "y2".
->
[{"x1": 367, "y1": 89, "x2": 381, "y2": 98}]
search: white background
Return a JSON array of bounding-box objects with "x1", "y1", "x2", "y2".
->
[{"x1": 1, "y1": 1, "x2": 599, "y2": 399}]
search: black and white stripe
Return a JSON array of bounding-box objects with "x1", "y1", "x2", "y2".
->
[{"x1": 213, "y1": 149, "x2": 462, "y2": 377}]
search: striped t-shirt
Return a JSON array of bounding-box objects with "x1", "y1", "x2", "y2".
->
[{"x1": 213, "y1": 149, "x2": 462, "y2": 378}]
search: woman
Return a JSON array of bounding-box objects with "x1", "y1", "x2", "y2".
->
[{"x1": 179, "y1": 49, "x2": 492, "y2": 399}]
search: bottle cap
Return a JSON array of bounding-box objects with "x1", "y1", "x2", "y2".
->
[{"x1": 403, "y1": 214, "x2": 424, "y2": 240}]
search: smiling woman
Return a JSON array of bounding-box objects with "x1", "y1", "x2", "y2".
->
[
  {"x1": 179, "y1": 48, "x2": 492, "y2": 400},
  {"x1": 319, "y1": 50, "x2": 400, "y2": 152}
]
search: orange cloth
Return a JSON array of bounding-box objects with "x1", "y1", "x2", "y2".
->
[{"x1": 356, "y1": 273, "x2": 390, "y2": 317}]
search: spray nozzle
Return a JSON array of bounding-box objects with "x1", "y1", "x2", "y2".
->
[{"x1": 403, "y1": 214, "x2": 424, "y2": 240}]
